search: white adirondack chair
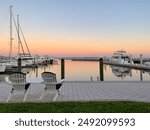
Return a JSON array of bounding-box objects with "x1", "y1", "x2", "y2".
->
[
  {"x1": 7, "y1": 72, "x2": 30, "y2": 102},
  {"x1": 39, "y1": 72, "x2": 64, "y2": 100}
]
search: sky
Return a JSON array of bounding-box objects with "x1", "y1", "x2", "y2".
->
[{"x1": 0, "y1": 0, "x2": 150, "y2": 57}]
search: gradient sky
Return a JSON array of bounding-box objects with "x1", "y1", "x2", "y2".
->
[{"x1": 0, "y1": 0, "x2": 150, "y2": 57}]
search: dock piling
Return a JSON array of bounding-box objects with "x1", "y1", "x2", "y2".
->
[
  {"x1": 61, "y1": 59, "x2": 65, "y2": 79},
  {"x1": 99, "y1": 58, "x2": 104, "y2": 81},
  {"x1": 140, "y1": 70, "x2": 143, "y2": 81},
  {"x1": 90, "y1": 76, "x2": 93, "y2": 81},
  {"x1": 97, "y1": 76, "x2": 99, "y2": 81},
  {"x1": 18, "y1": 58, "x2": 21, "y2": 72},
  {"x1": 140, "y1": 54, "x2": 143, "y2": 66}
]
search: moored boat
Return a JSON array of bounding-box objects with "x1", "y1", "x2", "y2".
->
[
  {"x1": 111, "y1": 49, "x2": 134, "y2": 64},
  {"x1": 0, "y1": 64, "x2": 6, "y2": 72}
]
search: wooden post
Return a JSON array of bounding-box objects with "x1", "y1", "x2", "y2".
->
[
  {"x1": 130, "y1": 55, "x2": 132, "y2": 64},
  {"x1": 61, "y1": 58, "x2": 65, "y2": 79},
  {"x1": 34, "y1": 57, "x2": 36, "y2": 65},
  {"x1": 50, "y1": 59, "x2": 53, "y2": 64},
  {"x1": 36, "y1": 67, "x2": 38, "y2": 77},
  {"x1": 18, "y1": 58, "x2": 21, "y2": 72},
  {"x1": 90, "y1": 76, "x2": 93, "y2": 81},
  {"x1": 140, "y1": 54, "x2": 143, "y2": 66},
  {"x1": 97, "y1": 76, "x2": 99, "y2": 81},
  {"x1": 99, "y1": 58, "x2": 104, "y2": 81},
  {"x1": 140, "y1": 70, "x2": 143, "y2": 81}
]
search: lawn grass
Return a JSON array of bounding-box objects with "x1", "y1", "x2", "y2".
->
[{"x1": 0, "y1": 101, "x2": 150, "y2": 113}]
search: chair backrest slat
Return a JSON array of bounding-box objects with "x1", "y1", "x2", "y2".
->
[
  {"x1": 9, "y1": 72, "x2": 26, "y2": 84},
  {"x1": 41, "y1": 72, "x2": 56, "y2": 83}
]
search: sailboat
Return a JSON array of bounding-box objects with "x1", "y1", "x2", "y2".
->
[
  {"x1": 4, "y1": 6, "x2": 33, "y2": 71},
  {"x1": 14, "y1": 13, "x2": 34, "y2": 67}
]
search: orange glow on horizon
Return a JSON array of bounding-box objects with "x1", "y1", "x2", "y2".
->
[{"x1": 1, "y1": 33, "x2": 150, "y2": 57}]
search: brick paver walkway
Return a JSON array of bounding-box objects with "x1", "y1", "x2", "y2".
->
[{"x1": 0, "y1": 81, "x2": 150, "y2": 103}]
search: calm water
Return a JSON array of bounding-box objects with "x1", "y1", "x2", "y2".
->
[
  {"x1": 1, "y1": 60, "x2": 150, "y2": 82},
  {"x1": 26, "y1": 60, "x2": 150, "y2": 81}
]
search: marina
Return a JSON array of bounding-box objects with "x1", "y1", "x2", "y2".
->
[
  {"x1": 1, "y1": 2, "x2": 150, "y2": 130},
  {"x1": 1, "y1": 58, "x2": 150, "y2": 103},
  {"x1": 1, "y1": 59, "x2": 150, "y2": 81},
  {"x1": 0, "y1": 2, "x2": 150, "y2": 104}
]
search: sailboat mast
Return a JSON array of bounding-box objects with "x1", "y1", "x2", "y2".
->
[
  {"x1": 8, "y1": 5, "x2": 13, "y2": 60},
  {"x1": 17, "y1": 14, "x2": 20, "y2": 56}
]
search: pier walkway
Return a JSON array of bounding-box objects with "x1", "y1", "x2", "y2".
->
[
  {"x1": 0, "y1": 81, "x2": 150, "y2": 103},
  {"x1": 104, "y1": 61, "x2": 150, "y2": 71}
]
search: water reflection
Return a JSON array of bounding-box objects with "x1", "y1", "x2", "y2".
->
[
  {"x1": 110, "y1": 66, "x2": 132, "y2": 79},
  {"x1": 1, "y1": 60, "x2": 150, "y2": 82},
  {"x1": 139, "y1": 70, "x2": 150, "y2": 81},
  {"x1": 26, "y1": 63, "x2": 61, "y2": 80}
]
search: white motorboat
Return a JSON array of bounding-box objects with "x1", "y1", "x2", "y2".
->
[
  {"x1": 111, "y1": 49, "x2": 134, "y2": 64},
  {"x1": 143, "y1": 62, "x2": 150, "y2": 66},
  {"x1": 0, "y1": 63, "x2": 6, "y2": 72},
  {"x1": 15, "y1": 53, "x2": 34, "y2": 66}
]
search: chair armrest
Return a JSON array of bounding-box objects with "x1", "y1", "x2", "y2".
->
[
  {"x1": 11, "y1": 83, "x2": 26, "y2": 85},
  {"x1": 57, "y1": 79, "x2": 65, "y2": 84},
  {"x1": 44, "y1": 82, "x2": 57, "y2": 85}
]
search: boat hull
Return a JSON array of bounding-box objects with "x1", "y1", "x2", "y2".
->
[{"x1": 0, "y1": 64, "x2": 6, "y2": 72}]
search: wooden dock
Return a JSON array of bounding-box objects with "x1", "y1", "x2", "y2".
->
[{"x1": 104, "y1": 61, "x2": 150, "y2": 71}]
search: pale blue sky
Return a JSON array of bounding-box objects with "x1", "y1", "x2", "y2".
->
[
  {"x1": 1, "y1": 0, "x2": 150, "y2": 34},
  {"x1": 0, "y1": 0, "x2": 150, "y2": 56}
]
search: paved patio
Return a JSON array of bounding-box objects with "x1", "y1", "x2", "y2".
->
[{"x1": 0, "y1": 81, "x2": 150, "y2": 103}]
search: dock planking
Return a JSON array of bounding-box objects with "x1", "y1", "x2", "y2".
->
[{"x1": 104, "y1": 62, "x2": 150, "y2": 71}]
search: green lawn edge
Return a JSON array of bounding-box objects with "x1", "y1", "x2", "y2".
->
[{"x1": 0, "y1": 101, "x2": 150, "y2": 113}]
